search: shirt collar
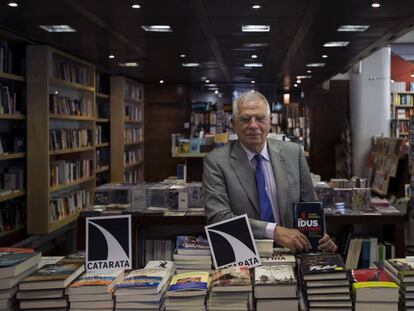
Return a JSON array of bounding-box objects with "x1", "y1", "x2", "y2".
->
[{"x1": 240, "y1": 140, "x2": 270, "y2": 162}]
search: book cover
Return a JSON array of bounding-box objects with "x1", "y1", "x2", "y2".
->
[
  {"x1": 211, "y1": 266, "x2": 251, "y2": 287},
  {"x1": 384, "y1": 258, "x2": 414, "y2": 279},
  {"x1": 352, "y1": 269, "x2": 398, "y2": 289},
  {"x1": 168, "y1": 271, "x2": 210, "y2": 292},
  {"x1": 300, "y1": 253, "x2": 346, "y2": 276},
  {"x1": 254, "y1": 265, "x2": 296, "y2": 285},
  {"x1": 70, "y1": 270, "x2": 123, "y2": 288},
  {"x1": 293, "y1": 202, "x2": 325, "y2": 253},
  {"x1": 22, "y1": 261, "x2": 84, "y2": 282},
  {"x1": 176, "y1": 236, "x2": 210, "y2": 254},
  {"x1": 261, "y1": 249, "x2": 296, "y2": 266},
  {"x1": 0, "y1": 249, "x2": 36, "y2": 268},
  {"x1": 115, "y1": 268, "x2": 168, "y2": 289}
]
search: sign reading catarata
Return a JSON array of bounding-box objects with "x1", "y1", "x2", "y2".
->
[
  {"x1": 205, "y1": 214, "x2": 261, "y2": 269},
  {"x1": 86, "y1": 215, "x2": 132, "y2": 272}
]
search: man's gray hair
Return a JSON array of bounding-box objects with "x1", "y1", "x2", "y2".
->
[{"x1": 232, "y1": 91, "x2": 271, "y2": 118}]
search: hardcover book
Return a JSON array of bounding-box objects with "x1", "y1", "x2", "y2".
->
[
  {"x1": 115, "y1": 268, "x2": 170, "y2": 293},
  {"x1": 293, "y1": 202, "x2": 325, "y2": 253},
  {"x1": 68, "y1": 270, "x2": 123, "y2": 294},
  {"x1": 300, "y1": 253, "x2": 347, "y2": 281},
  {"x1": 384, "y1": 258, "x2": 414, "y2": 282},
  {"x1": 0, "y1": 248, "x2": 41, "y2": 279},
  {"x1": 210, "y1": 266, "x2": 251, "y2": 291},
  {"x1": 167, "y1": 271, "x2": 210, "y2": 296},
  {"x1": 254, "y1": 265, "x2": 297, "y2": 298}
]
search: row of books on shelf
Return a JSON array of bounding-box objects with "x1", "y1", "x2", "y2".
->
[
  {"x1": 49, "y1": 159, "x2": 93, "y2": 187},
  {"x1": 0, "y1": 41, "x2": 14, "y2": 74},
  {"x1": 124, "y1": 169, "x2": 142, "y2": 183},
  {"x1": 95, "y1": 125, "x2": 109, "y2": 145},
  {"x1": 392, "y1": 93, "x2": 414, "y2": 106},
  {"x1": 0, "y1": 167, "x2": 24, "y2": 194},
  {"x1": 53, "y1": 57, "x2": 93, "y2": 86},
  {"x1": 391, "y1": 119, "x2": 410, "y2": 136},
  {"x1": 96, "y1": 101, "x2": 109, "y2": 119},
  {"x1": 49, "y1": 129, "x2": 92, "y2": 151},
  {"x1": 95, "y1": 72, "x2": 109, "y2": 95},
  {"x1": 124, "y1": 83, "x2": 143, "y2": 101},
  {"x1": 49, "y1": 94, "x2": 93, "y2": 117},
  {"x1": 125, "y1": 106, "x2": 142, "y2": 122},
  {"x1": 124, "y1": 149, "x2": 143, "y2": 166},
  {"x1": 96, "y1": 149, "x2": 110, "y2": 169},
  {"x1": 172, "y1": 132, "x2": 230, "y2": 155},
  {"x1": 0, "y1": 202, "x2": 25, "y2": 235},
  {"x1": 0, "y1": 133, "x2": 25, "y2": 154},
  {"x1": 124, "y1": 128, "x2": 143, "y2": 144},
  {"x1": 393, "y1": 107, "x2": 413, "y2": 119},
  {"x1": 391, "y1": 81, "x2": 414, "y2": 93},
  {"x1": 0, "y1": 84, "x2": 18, "y2": 114},
  {"x1": 49, "y1": 189, "x2": 91, "y2": 225},
  {"x1": 287, "y1": 116, "x2": 306, "y2": 129},
  {"x1": 371, "y1": 136, "x2": 405, "y2": 156}
]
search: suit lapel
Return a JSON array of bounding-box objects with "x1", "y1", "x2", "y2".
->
[
  {"x1": 230, "y1": 141, "x2": 260, "y2": 215},
  {"x1": 268, "y1": 139, "x2": 289, "y2": 226}
]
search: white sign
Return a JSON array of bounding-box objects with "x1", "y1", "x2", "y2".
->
[
  {"x1": 86, "y1": 215, "x2": 132, "y2": 272},
  {"x1": 205, "y1": 214, "x2": 261, "y2": 269}
]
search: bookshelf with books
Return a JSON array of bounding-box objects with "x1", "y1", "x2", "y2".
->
[
  {"x1": 390, "y1": 91, "x2": 414, "y2": 138},
  {"x1": 27, "y1": 45, "x2": 95, "y2": 234},
  {"x1": 95, "y1": 71, "x2": 111, "y2": 186},
  {"x1": 110, "y1": 76, "x2": 144, "y2": 183},
  {"x1": 0, "y1": 40, "x2": 27, "y2": 243}
]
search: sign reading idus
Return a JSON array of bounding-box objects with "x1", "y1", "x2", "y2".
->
[{"x1": 86, "y1": 215, "x2": 132, "y2": 273}]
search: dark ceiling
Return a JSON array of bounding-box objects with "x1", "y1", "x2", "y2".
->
[{"x1": 1, "y1": 0, "x2": 414, "y2": 95}]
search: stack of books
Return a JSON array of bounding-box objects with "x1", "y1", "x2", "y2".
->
[
  {"x1": 351, "y1": 268, "x2": 399, "y2": 311},
  {"x1": 255, "y1": 240, "x2": 273, "y2": 257},
  {"x1": 383, "y1": 258, "x2": 414, "y2": 310},
  {"x1": 261, "y1": 247, "x2": 296, "y2": 267},
  {"x1": 0, "y1": 248, "x2": 41, "y2": 311},
  {"x1": 207, "y1": 266, "x2": 252, "y2": 311},
  {"x1": 164, "y1": 271, "x2": 210, "y2": 311},
  {"x1": 17, "y1": 258, "x2": 84, "y2": 310},
  {"x1": 66, "y1": 270, "x2": 124, "y2": 311},
  {"x1": 300, "y1": 253, "x2": 351, "y2": 311},
  {"x1": 114, "y1": 260, "x2": 175, "y2": 310},
  {"x1": 173, "y1": 236, "x2": 211, "y2": 273},
  {"x1": 254, "y1": 265, "x2": 298, "y2": 311}
]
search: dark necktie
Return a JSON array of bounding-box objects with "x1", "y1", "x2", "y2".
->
[{"x1": 254, "y1": 154, "x2": 274, "y2": 222}]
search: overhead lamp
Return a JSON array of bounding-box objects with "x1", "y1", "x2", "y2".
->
[
  {"x1": 159, "y1": 80, "x2": 164, "y2": 84},
  {"x1": 180, "y1": 54, "x2": 186, "y2": 58},
  {"x1": 118, "y1": 62, "x2": 139, "y2": 67},
  {"x1": 411, "y1": 72, "x2": 414, "y2": 78},
  {"x1": 108, "y1": 55, "x2": 115, "y2": 59},
  {"x1": 141, "y1": 25, "x2": 172, "y2": 32},
  {"x1": 251, "y1": 54, "x2": 258, "y2": 59},
  {"x1": 243, "y1": 43, "x2": 269, "y2": 48},
  {"x1": 307, "y1": 70, "x2": 312, "y2": 73},
  {"x1": 131, "y1": 4, "x2": 141, "y2": 9},
  {"x1": 283, "y1": 93, "x2": 290, "y2": 105},
  {"x1": 244, "y1": 63, "x2": 263, "y2": 67},
  {"x1": 8, "y1": 2, "x2": 18, "y2": 7},
  {"x1": 337, "y1": 25, "x2": 370, "y2": 32},
  {"x1": 306, "y1": 63, "x2": 325, "y2": 67},
  {"x1": 39, "y1": 25, "x2": 76, "y2": 32},
  {"x1": 182, "y1": 63, "x2": 200, "y2": 67},
  {"x1": 218, "y1": 94, "x2": 222, "y2": 98},
  {"x1": 242, "y1": 25, "x2": 270, "y2": 32},
  {"x1": 323, "y1": 41, "x2": 349, "y2": 47},
  {"x1": 297, "y1": 75, "x2": 312, "y2": 79},
  {"x1": 252, "y1": 4, "x2": 261, "y2": 9},
  {"x1": 371, "y1": 2, "x2": 381, "y2": 8},
  {"x1": 322, "y1": 54, "x2": 328, "y2": 58},
  {"x1": 251, "y1": 80, "x2": 255, "y2": 84},
  {"x1": 294, "y1": 84, "x2": 298, "y2": 87},
  {"x1": 296, "y1": 79, "x2": 302, "y2": 84},
  {"x1": 214, "y1": 90, "x2": 219, "y2": 94},
  {"x1": 205, "y1": 79, "x2": 210, "y2": 83}
]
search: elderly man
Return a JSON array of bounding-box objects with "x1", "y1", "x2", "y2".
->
[{"x1": 203, "y1": 91, "x2": 336, "y2": 253}]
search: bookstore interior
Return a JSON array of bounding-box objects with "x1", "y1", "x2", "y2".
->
[{"x1": 2, "y1": 1, "x2": 414, "y2": 311}]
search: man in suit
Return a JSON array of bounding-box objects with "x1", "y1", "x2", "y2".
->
[{"x1": 203, "y1": 91, "x2": 337, "y2": 253}]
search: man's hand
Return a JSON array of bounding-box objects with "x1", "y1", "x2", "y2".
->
[
  {"x1": 318, "y1": 233, "x2": 337, "y2": 253},
  {"x1": 273, "y1": 225, "x2": 311, "y2": 253}
]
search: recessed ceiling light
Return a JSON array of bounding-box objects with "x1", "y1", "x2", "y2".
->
[
  {"x1": 251, "y1": 54, "x2": 258, "y2": 59},
  {"x1": 214, "y1": 90, "x2": 219, "y2": 94},
  {"x1": 322, "y1": 54, "x2": 328, "y2": 58},
  {"x1": 307, "y1": 70, "x2": 312, "y2": 73},
  {"x1": 251, "y1": 80, "x2": 255, "y2": 84},
  {"x1": 323, "y1": 41, "x2": 350, "y2": 47},
  {"x1": 205, "y1": 79, "x2": 210, "y2": 83},
  {"x1": 54, "y1": 91, "x2": 59, "y2": 95},
  {"x1": 39, "y1": 25, "x2": 76, "y2": 32},
  {"x1": 242, "y1": 25, "x2": 270, "y2": 32},
  {"x1": 297, "y1": 75, "x2": 312, "y2": 79},
  {"x1": 306, "y1": 63, "x2": 325, "y2": 67},
  {"x1": 118, "y1": 62, "x2": 139, "y2": 67},
  {"x1": 337, "y1": 25, "x2": 370, "y2": 32},
  {"x1": 182, "y1": 63, "x2": 200, "y2": 67},
  {"x1": 252, "y1": 4, "x2": 261, "y2": 9},
  {"x1": 159, "y1": 80, "x2": 164, "y2": 84},
  {"x1": 218, "y1": 94, "x2": 222, "y2": 98},
  {"x1": 411, "y1": 72, "x2": 414, "y2": 78},
  {"x1": 297, "y1": 80, "x2": 302, "y2": 84},
  {"x1": 243, "y1": 43, "x2": 269, "y2": 48},
  {"x1": 294, "y1": 84, "x2": 298, "y2": 87},
  {"x1": 141, "y1": 25, "x2": 172, "y2": 32},
  {"x1": 108, "y1": 55, "x2": 115, "y2": 59},
  {"x1": 8, "y1": 2, "x2": 18, "y2": 7},
  {"x1": 244, "y1": 63, "x2": 263, "y2": 67},
  {"x1": 371, "y1": 2, "x2": 381, "y2": 8},
  {"x1": 131, "y1": 3, "x2": 141, "y2": 9},
  {"x1": 180, "y1": 54, "x2": 186, "y2": 58}
]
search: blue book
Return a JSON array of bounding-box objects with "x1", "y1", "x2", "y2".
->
[{"x1": 358, "y1": 239, "x2": 370, "y2": 268}]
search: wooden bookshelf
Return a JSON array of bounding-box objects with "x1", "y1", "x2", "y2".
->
[
  {"x1": 27, "y1": 45, "x2": 96, "y2": 234},
  {"x1": 0, "y1": 114, "x2": 25, "y2": 120},
  {"x1": 96, "y1": 165, "x2": 109, "y2": 173},
  {"x1": 96, "y1": 143, "x2": 109, "y2": 148},
  {"x1": 0, "y1": 152, "x2": 25, "y2": 160},
  {"x1": 96, "y1": 118, "x2": 110, "y2": 123},
  {"x1": 96, "y1": 92, "x2": 109, "y2": 99},
  {"x1": 110, "y1": 76, "x2": 145, "y2": 183},
  {"x1": 0, "y1": 71, "x2": 25, "y2": 82},
  {"x1": 172, "y1": 153, "x2": 207, "y2": 158},
  {"x1": 0, "y1": 190, "x2": 25, "y2": 203}
]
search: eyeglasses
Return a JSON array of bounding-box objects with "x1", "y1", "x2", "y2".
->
[{"x1": 237, "y1": 114, "x2": 268, "y2": 125}]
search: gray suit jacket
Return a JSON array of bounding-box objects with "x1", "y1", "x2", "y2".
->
[{"x1": 203, "y1": 139, "x2": 317, "y2": 239}]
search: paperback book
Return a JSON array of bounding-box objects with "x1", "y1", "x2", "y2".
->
[{"x1": 300, "y1": 253, "x2": 347, "y2": 281}]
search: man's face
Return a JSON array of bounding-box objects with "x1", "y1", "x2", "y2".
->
[{"x1": 233, "y1": 99, "x2": 271, "y2": 153}]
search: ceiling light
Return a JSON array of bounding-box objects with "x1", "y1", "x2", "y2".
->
[
  {"x1": 182, "y1": 63, "x2": 200, "y2": 67},
  {"x1": 243, "y1": 43, "x2": 269, "y2": 48},
  {"x1": 242, "y1": 25, "x2": 270, "y2": 32},
  {"x1": 108, "y1": 55, "x2": 115, "y2": 59},
  {"x1": 39, "y1": 25, "x2": 76, "y2": 32},
  {"x1": 297, "y1": 75, "x2": 312, "y2": 79},
  {"x1": 411, "y1": 72, "x2": 414, "y2": 78},
  {"x1": 244, "y1": 63, "x2": 263, "y2": 67},
  {"x1": 180, "y1": 54, "x2": 186, "y2": 58},
  {"x1": 8, "y1": 2, "x2": 18, "y2": 7},
  {"x1": 131, "y1": 3, "x2": 141, "y2": 9},
  {"x1": 337, "y1": 25, "x2": 370, "y2": 32},
  {"x1": 118, "y1": 62, "x2": 139, "y2": 67},
  {"x1": 283, "y1": 93, "x2": 290, "y2": 104},
  {"x1": 141, "y1": 25, "x2": 172, "y2": 32},
  {"x1": 205, "y1": 79, "x2": 210, "y2": 83},
  {"x1": 306, "y1": 63, "x2": 325, "y2": 67},
  {"x1": 218, "y1": 94, "x2": 222, "y2": 98},
  {"x1": 251, "y1": 54, "x2": 258, "y2": 59},
  {"x1": 252, "y1": 4, "x2": 261, "y2": 9},
  {"x1": 371, "y1": 2, "x2": 381, "y2": 8},
  {"x1": 297, "y1": 80, "x2": 302, "y2": 84},
  {"x1": 294, "y1": 84, "x2": 298, "y2": 87},
  {"x1": 322, "y1": 54, "x2": 328, "y2": 58},
  {"x1": 323, "y1": 41, "x2": 350, "y2": 47},
  {"x1": 214, "y1": 90, "x2": 219, "y2": 94},
  {"x1": 251, "y1": 80, "x2": 255, "y2": 84},
  {"x1": 307, "y1": 70, "x2": 312, "y2": 73},
  {"x1": 391, "y1": 79, "x2": 395, "y2": 83}
]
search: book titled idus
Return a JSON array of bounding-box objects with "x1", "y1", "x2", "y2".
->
[{"x1": 293, "y1": 202, "x2": 325, "y2": 253}]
